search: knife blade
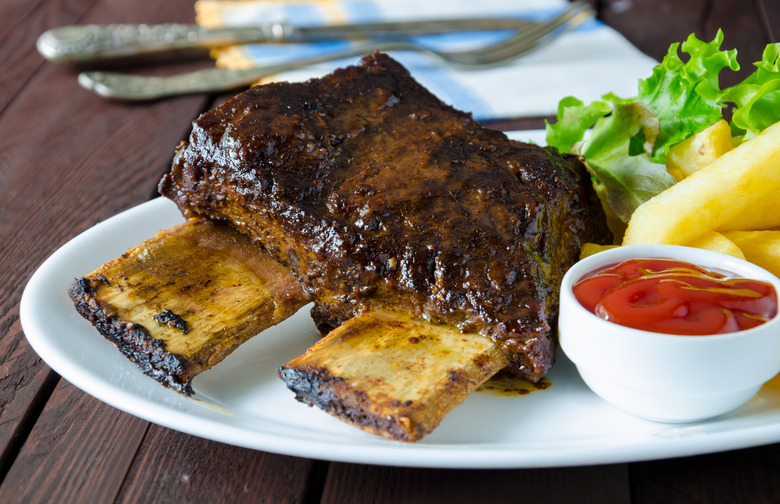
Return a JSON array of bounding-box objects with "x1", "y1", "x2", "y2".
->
[{"x1": 37, "y1": 18, "x2": 534, "y2": 64}]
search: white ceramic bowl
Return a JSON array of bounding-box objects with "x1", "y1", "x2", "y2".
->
[{"x1": 559, "y1": 244, "x2": 780, "y2": 423}]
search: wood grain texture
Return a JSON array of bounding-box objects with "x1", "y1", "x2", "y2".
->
[
  {"x1": 115, "y1": 424, "x2": 315, "y2": 504},
  {"x1": 597, "y1": 0, "x2": 771, "y2": 86},
  {"x1": 0, "y1": 0, "x2": 99, "y2": 472},
  {"x1": 481, "y1": 116, "x2": 550, "y2": 132},
  {"x1": 630, "y1": 443, "x2": 780, "y2": 504},
  {"x1": 0, "y1": 0, "x2": 777, "y2": 502},
  {"x1": 0, "y1": 0, "x2": 48, "y2": 44},
  {"x1": 0, "y1": 0, "x2": 95, "y2": 112},
  {"x1": 0, "y1": 380, "x2": 148, "y2": 503},
  {"x1": 0, "y1": 59, "x2": 205, "y2": 464},
  {"x1": 322, "y1": 463, "x2": 631, "y2": 504},
  {"x1": 702, "y1": 0, "x2": 778, "y2": 86},
  {"x1": 757, "y1": 0, "x2": 779, "y2": 41},
  {"x1": 0, "y1": 0, "x2": 210, "y2": 490}
]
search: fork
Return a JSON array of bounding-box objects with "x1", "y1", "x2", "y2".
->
[{"x1": 79, "y1": 1, "x2": 593, "y2": 100}]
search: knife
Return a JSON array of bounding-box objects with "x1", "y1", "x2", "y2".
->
[{"x1": 37, "y1": 18, "x2": 535, "y2": 64}]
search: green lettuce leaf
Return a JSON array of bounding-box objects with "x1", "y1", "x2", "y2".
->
[
  {"x1": 576, "y1": 100, "x2": 677, "y2": 222},
  {"x1": 723, "y1": 43, "x2": 780, "y2": 140},
  {"x1": 636, "y1": 30, "x2": 739, "y2": 162},
  {"x1": 545, "y1": 97, "x2": 612, "y2": 153},
  {"x1": 545, "y1": 31, "x2": 746, "y2": 223}
]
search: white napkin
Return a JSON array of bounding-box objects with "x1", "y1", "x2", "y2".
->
[{"x1": 196, "y1": 0, "x2": 658, "y2": 122}]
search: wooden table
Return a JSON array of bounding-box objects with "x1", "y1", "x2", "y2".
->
[{"x1": 2, "y1": 1, "x2": 778, "y2": 502}]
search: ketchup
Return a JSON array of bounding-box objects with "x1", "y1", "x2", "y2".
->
[{"x1": 573, "y1": 258, "x2": 778, "y2": 335}]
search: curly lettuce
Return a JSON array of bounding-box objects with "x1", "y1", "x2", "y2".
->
[
  {"x1": 546, "y1": 31, "x2": 780, "y2": 223},
  {"x1": 725, "y1": 42, "x2": 780, "y2": 140}
]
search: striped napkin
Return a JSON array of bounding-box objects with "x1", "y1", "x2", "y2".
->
[{"x1": 195, "y1": 0, "x2": 658, "y2": 122}]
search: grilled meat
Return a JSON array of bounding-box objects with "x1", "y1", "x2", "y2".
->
[
  {"x1": 68, "y1": 218, "x2": 310, "y2": 395},
  {"x1": 68, "y1": 52, "x2": 610, "y2": 442},
  {"x1": 159, "y1": 52, "x2": 610, "y2": 382}
]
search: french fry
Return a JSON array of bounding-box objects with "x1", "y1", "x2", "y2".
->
[
  {"x1": 666, "y1": 119, "x2": 733, "y2": 181},
  {"x1": 580, "y1": 232, "x2": 744, "y2": 263},
  {"x1": 686, "y1": 230, "x2": 746, "y2": 259},
  {"x1": 721, "y1": 230, "x2": 780, "y2": 278},
  {"x1": 718, "y1": 192, "x2": 780, "y2": 231},
  {"x1": 623, "y1": 121, "x2": 780, "y2": 246}
]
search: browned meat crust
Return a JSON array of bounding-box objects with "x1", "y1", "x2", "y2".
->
[{"x1": 159, "y1": 52, "x2": 610, "y2": 381}]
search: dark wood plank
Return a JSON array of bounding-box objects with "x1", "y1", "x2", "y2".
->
[
  {"x1": 597, "y1": 0, "x2": 709, "y2": 58},
  {"x1": 0, "y1": 0, "x2": 211, "y2": 491},
  {"x1": 481, "y1": 115, "x2": 551, "y2": 133},
  {"x1": 597, "y1": 0, "x2": 770, "y2": 86},
  {"x1": 115, "y1": 424, "x2": 316, "y2": 503},
  {"x1": 630, "y1": 443, "x2": 780, "y2": 504},
  {"x1": 322, "y1": 463, "x2": 630, "y2": 504},
  {"x1": 0, "y1": 0, "x2": 47, "y2": 44},
  {"x1": 757, "y1": 0, "x2": 779, "y2": 41},
  {"x1": 0, "y1": 0, "x2": 94, "y2": 112},
  {"x1": 702, "y1": 0, "x2": 777, "y2": 86},
  {"x1": 0, "y1": 1, "x2": 775, "y2": 502},
  {"x1": 496, "y1": 0, "x2": 776, "y2": 134},
  {"x1": 0, "y1": 381, "x2": 148, "y2": 503}
]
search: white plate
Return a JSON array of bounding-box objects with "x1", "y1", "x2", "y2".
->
[{"x1": 19, "y1": 132, "x2": 780, "y2": 468}]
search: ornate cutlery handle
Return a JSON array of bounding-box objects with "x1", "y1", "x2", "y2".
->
[
  {"x1": 36, "y1": 23, "x2": 292, "y2": 63},
  {"x1": 38, "y1": 19, "x2": 538, "y2": 64}
]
